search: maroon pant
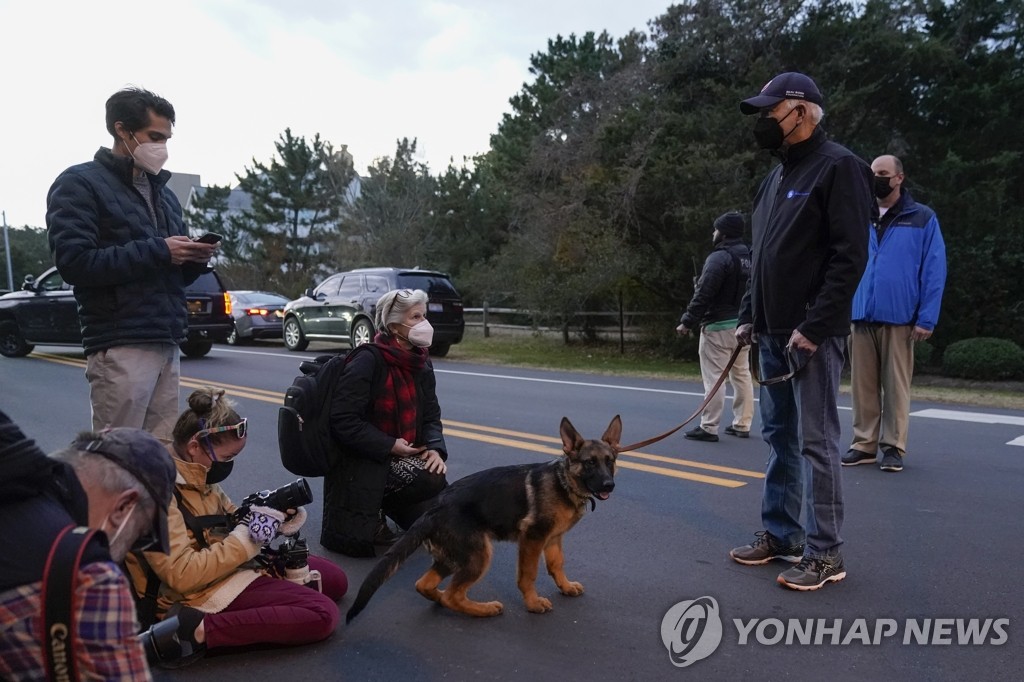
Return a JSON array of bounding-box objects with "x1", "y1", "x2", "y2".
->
[{"x1": 204, "y1": 557, "x2": 348, "y2": 649}]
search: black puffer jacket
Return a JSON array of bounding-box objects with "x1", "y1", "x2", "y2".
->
[
  {"x1": 739, "y1": 127, "x2": 871, "y2": 344},
  {"x1": 680, "y1": 238, "x2": 751, "y2": 329},
  {"x1": 46, "y1": 148, "x2": 202, "y2": 355},
  {"x1": 322, "y1": 345, "x2": 447, "y2": 557}
]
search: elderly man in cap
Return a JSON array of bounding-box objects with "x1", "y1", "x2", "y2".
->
[
  {"x1": 729, "y1": 72, "x2": 871, "y2": 591},
  {"x1": 676, "y1": 211, "x2": 754, "y2": 442},
  {"x1": 0, "y1": 410, "x2": 175, "y2": 680}
]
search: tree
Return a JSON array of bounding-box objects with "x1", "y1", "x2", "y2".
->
[
  {"x1": 341, "y1": 138, "x2": 438, "y2": 268},
  {"x1": 234, "y1": 129, "x2": 356, "y2": 295},
  {"x1": 0, "y1": 226, "x2": 51, "y2": 291}
]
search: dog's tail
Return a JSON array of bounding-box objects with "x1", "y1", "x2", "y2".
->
[{"x1": 345, "y1": 510, "x2": 437, "y2": 624}]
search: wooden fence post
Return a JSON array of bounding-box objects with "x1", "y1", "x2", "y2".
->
[{"x1": 482, "y1": 301, "x2": 489, "y2": 338}]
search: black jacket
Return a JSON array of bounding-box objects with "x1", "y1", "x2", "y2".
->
[
  {"x1": 0, "y1": 411, "x2": 108, "y2": 592},
  {"x1": 46, "y1": 148, "x2": 203, "y2": 355},
  {"x1": 680, "y1": 238, "x2": 751, "y2": 329},
  {"x1": 321, "y1": 346, "x2": 447, "y2": 556},
  {"x1": 739, "y1": 127, "x2": 871, "y2": 344}
]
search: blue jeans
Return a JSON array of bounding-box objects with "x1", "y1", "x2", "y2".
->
[{"x1": 757, "y1": 334, "x2": 846, "y2": 558}]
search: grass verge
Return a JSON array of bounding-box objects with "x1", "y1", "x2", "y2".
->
[{"x1": 445, "y1": 328, "x2": 1024, "y2": 410}]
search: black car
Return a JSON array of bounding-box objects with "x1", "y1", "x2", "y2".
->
[
  {"x1": 226, "y1": 291, "x2": 289, "y2": 345},
  {"x1": 282, "y1": 267, "x2": 465, "y2": 356},
  {"x1": 0, "y1": 266, "x2": 233, "y2": 358}
]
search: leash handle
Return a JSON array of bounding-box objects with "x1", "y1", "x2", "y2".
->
[{"x1": 617, "y1": 345, "x2": 744, "y2": 453}]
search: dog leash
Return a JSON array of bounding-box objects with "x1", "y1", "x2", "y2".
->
[{"x1": 617, "y1": 345, "x2": 744, "y2": 453}]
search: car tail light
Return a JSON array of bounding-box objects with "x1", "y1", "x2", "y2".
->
[
  {"x1": 246, "y1": 308, "x2": 269, "y2": 316},
  {"x1": 223, "y1": 293, "x2": 232, "y2": 315}
]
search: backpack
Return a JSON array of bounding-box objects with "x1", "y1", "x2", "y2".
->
[{"x1": 278, "y1": 344, "x2": 382, "y2": 477}]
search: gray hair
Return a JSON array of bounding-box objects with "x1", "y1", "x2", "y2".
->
[
  {"x1": 374, "y1": 288, "x2": 429, "y2": 332},
  {"x1": 50, "y1": 445, "x2": 157, "y2": 520},
  {"x1": 780, "y1": 98, "x2": 824, "y2": 125}
]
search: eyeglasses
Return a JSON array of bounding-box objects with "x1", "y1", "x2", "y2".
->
[
  {"x1": 195, "y1": 417, "x2": 247, "y2": 440},
  {"x1": 395, "y1": 288, "x2": 414, "y2": 301}
]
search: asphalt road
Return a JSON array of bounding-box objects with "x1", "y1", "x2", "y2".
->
[{"x1": 1, "y1": 342, "x2": 1021, "y2": 681}]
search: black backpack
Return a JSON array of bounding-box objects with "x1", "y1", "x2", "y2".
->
[{"x1": 278, "y1": 345, "x2": 382, "y2": 477}]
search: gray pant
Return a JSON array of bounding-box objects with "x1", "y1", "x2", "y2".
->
[{"x1": 85, "y1": 343, "x2": 180, "y2": 442}]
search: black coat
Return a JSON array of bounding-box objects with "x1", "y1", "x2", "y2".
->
[
  {"x1": 0, "y1": 410, "x2": 108, "y2": 592},
  {"x1": 739, "y1": 127, "x2": 871, "y2": 344},
  {"x1": 321, "y1": 345, "x2": 447, "y2": 557},
  {"x1": 680, "y1": 238, "x2": 751, "y2": 329},
  {"x1": 46, "y1": 148, "x2": 204, "y2": 355}
]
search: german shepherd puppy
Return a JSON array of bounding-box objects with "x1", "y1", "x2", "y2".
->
[{"x1": 346, "y1": 415, "x2": 621, "y2": 621}]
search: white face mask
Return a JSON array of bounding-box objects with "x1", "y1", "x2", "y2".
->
[
  {"x1": 130, "y1": 134, "x2": 169, "y2": 174},
  {"x1": 399, "y1": 320, "x2": 434, "y2": 347}
]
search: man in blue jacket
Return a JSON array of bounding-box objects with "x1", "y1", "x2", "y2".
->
[
  {"x1": 730, "y1": 72, "x2": 871, "y2": 591},
  {"x1": 843, "y1": 155, "x2": 946, "y2": 473},
  {"x1": 46, "y1": 87, "x2": 217, "y2": 442}
]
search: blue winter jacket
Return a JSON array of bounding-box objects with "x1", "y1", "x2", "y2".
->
[
  {"x1": 46, "y1": 148, "x2": 202, "y2": 355},
  {"x1": 851, "y1": 190, "x2": 946, "y2": 330}
]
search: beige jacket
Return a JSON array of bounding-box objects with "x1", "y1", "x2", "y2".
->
[{"x1": 125, "y1": 456, "x2": 263, "y2": 615}]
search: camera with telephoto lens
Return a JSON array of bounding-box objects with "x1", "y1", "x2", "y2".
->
[
  {"x1": 137, "y1": 615, "x2": 181, "y2": 662},
  {"x1": 230, "y1": 478, "x2": 312, "y2": 525}
]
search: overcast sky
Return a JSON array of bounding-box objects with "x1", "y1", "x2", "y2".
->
[{"x1": 0, "y1": 0, "x2": 671, "y2": 229}]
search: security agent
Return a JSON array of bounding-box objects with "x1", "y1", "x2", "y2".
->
[{"x1": 0, "y1": 414, "x2": 175, "y2": 681}]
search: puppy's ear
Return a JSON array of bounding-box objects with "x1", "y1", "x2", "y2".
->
[
  {"x1": 601, "y1": 415, "x2": 622, "y2": 451},
  {"x1": 560, "y1": 417, "x2": 584, "y2": 456}
]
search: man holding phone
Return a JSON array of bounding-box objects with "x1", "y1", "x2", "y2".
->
[{"x1": 46, "y1": 87, "x2": 219, "y2": 442}]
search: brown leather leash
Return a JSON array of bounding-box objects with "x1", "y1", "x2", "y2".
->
[{"x1": 617, "y1": 345, "x2": 744, "y2": 453}]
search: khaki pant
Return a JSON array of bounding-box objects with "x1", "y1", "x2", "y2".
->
[
  {"x1": 849, "y1": 323, "x2": 913, "y2": 456},
  {"x1": 698, "y1": 327, "x2": 753, "y2": 433},
  {"x1": 85, "y1": 343, "x2": 180, "y2": 443}
]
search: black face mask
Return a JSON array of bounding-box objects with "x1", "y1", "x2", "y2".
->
[
  {"x1": 752, "y1": 106, "x2": 800, "y2": 150},
  {"x1": 873, "y1": 175, "x2": 896, "y2": 199},
  {"x1": 206, "y1": 460, "x2": 234, "y2": 485}
]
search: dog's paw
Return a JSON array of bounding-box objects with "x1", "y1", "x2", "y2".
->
[
  {"x1": 526, "y1": 596, "x2": 553, "y2": 613},
  {"x1": 480, "y1": 600, "x2": 504, "y2": 617},
  {"x1": 559, "y1": 581, "x2": 585, "y2": 597}
]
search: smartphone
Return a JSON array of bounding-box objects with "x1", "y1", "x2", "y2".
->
[{"x1": 193, "y1": 232, "x2": 223, "y2": 244}]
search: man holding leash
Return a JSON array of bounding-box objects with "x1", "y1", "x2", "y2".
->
[{"x1": 730, "y1": 72, "x2": 871, "y2": 591}]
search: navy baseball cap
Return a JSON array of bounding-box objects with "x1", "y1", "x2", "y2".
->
[
  {"x1": 74, "y1": 428, "x2": 176, "y2": 554},
  {"x1": 740, "y1": 72, "x2": 824, "y2": 115}
]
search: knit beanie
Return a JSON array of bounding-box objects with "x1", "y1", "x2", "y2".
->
[{"x1": 713, "y1": 212, "x2": 745, "y2": 238}]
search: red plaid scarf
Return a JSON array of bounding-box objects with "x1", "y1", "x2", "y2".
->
[{"x1": 371, "y1": 333, "x2": 427, "y2": 444}]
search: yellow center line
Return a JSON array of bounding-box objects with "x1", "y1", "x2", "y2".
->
[
  {"x1": 27, "y1": 352, "x2": 753, "y2": 488},
  {"x1": 445, "y1": 418, "x2": 763, "y2": 479},
  {"x1": 443, "y1": 428, "x2": 747, "y2": 488}
]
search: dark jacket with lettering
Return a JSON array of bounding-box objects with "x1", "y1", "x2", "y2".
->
[
  {"x1": 739, "y1": 127, "x2": 872, "y2": 344},
  {"x1": 45, "y1": 148, "x2": 203, "y2": 355},
  {"x1": 852, "y1": 189, "x2": 946, "y2": 330},
  {"x1": 680, "y1": 238, "x2": 751, "y2": 329}
]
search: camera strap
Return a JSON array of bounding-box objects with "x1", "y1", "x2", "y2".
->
[
  {"x1": 172, "y1": 488, "x2": 230, "y2": 550},
  {"x1": 40, "y1": 524, "x2": 98, "y2": 682}
]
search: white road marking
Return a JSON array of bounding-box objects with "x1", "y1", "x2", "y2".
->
[{"x1": 910, "y1": 408, "x2": 1024, "y2": 426}]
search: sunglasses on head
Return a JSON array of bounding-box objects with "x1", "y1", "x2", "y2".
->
[{"x1": 195, "y1": 417, "x2": 247, "y2": 440}]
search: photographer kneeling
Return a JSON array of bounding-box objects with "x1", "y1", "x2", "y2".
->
[{"x1": 125, "y1": 388, "x2": 347, "y2": 667}]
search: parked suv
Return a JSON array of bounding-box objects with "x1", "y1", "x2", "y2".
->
[
  {"x1": 0, "y1": 266, "x2": 233, "y2": 359},
  {"x1": 282, "y1": 267, "x2": 465, "y2": 356}
]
